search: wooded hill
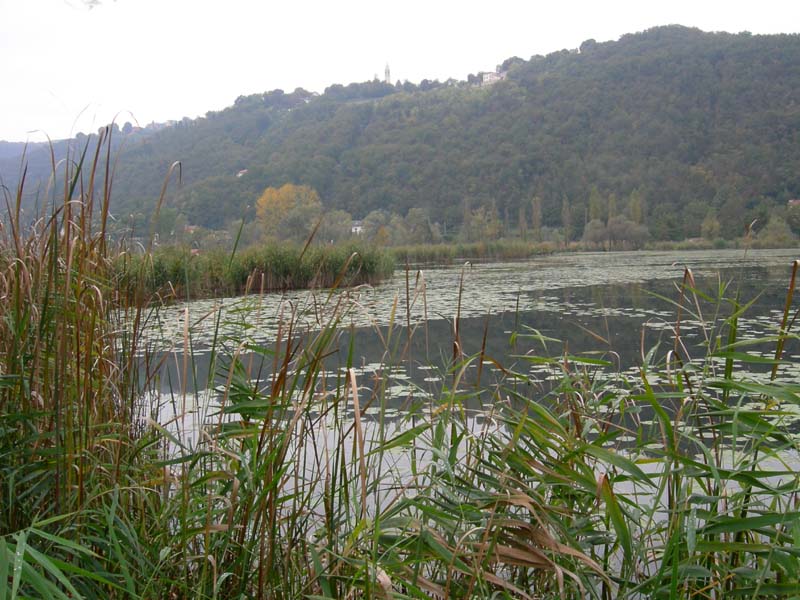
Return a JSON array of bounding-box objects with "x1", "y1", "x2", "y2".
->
[{"x1": 3, "y1": 25, "x2": 799, "y2": 243}]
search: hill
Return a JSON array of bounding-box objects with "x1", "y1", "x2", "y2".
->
[{"x1": 3, "y1": 25, "x2": 799, "y2": 243}]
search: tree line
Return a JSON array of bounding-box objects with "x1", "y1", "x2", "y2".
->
[{"x1": 3, "y1": 25, "x2": 799, "y2": 246}]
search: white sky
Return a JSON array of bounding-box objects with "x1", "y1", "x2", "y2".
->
[{"x1": 1, "y1": 0, "x2": 798, "y2": 142}]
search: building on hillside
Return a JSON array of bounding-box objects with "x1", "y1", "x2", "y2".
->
[
  {"x1": 479, "y1": 70, "x2": 507, "y2": 87},
  {"x1": 351, "y1": 220, "x2": 364, "y2": 235},
  {"x1": 236, "y1": 169, "x2": 249, "y2": 178}
]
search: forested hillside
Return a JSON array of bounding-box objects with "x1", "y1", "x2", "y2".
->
[{"x1": 3, "y1": 25, "x2": 799, "y2": 244}]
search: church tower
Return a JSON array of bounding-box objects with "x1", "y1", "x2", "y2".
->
[{"x1": 385, "y1": 63, "x2": 391, "y2": 84}]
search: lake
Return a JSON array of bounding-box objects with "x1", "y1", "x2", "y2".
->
[{"x1": 145, "y1": 248, "x2": 800, "y2": 442}]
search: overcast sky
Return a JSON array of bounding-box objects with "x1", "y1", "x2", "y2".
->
[{"x1": 1, "y1": 0, "x2": 798, "y2": 142}]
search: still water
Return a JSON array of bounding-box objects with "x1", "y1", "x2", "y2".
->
[{"x1": 145, "y1": 248, "x2": 800, "y2": 429}]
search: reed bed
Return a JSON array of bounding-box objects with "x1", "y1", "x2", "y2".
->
[
  {"x1": 2, "y1": 132, "x2": 800, "y2": 598},
  {"x1": 392, "y1": 240, "x2": 558, "y2": 264},
  {"x1": 116, "y1": 242, "x2": 395, "y2": 300}
]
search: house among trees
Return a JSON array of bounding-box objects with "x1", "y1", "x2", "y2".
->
[
  {"x1": 351, "y1": 220, "x2": 364, "y2": 235},
  {"x1": 480, "y1": 70, "x2": 507, "y2": 86}
]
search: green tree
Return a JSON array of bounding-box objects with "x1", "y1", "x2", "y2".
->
[
  {"x1": 588, "y1": 186, "x2": 605, "y2": 223},
  {"x1": 561, "y1": 196, "x2": 573, "y2": 246},
  {"x1": 518, "y1": 204, "x2": 528, "y2": 240},
  {"x1": 682, "y1": 200, "x2": 710, "y2": 238},
  {"x1": 318, "y1": 209, "x2": 353, "y2": 244},
  {"x1": 362, "y1": 209, "x2": 392, "y2": 242},
  {"x1": 405, "y1": 207, "x2": 439, "y2": 244},
  {"x1": 701, "y1": 210, "x2": 721, "y2": 240},
  {"x1": 787, "y1": 203, "x2": 800, "y2": 235},
  {"x1": 388, "y1": 213, "x2": 410, "y2": 245},
  {"x1": 531, "y1": 196, "x2": 543, "y2": 242},
  {"x1": 627, "y1": 189, "x2": 646, "y2": 224},
  {"x1": 152, "y1": 206, "x2": 179, "y2": 241},
  {"x1": 582, "y1": 219, "x2": 607, "y2": 247},
  {"x1": 461, "y1": 205, "x2": 501, "y2": 242},
  {"x1": 607, "y1": 193, "x2": 618, "y2": 224},
  {"x1": 607, "y1": 215, "x2": 649, "y2": 249},
  {"x1": 756, "y1": 216, "x2": 796, "y2": 248},
  {"x1": 717, "y1": 191, "x2": 748, "y2": 239}
]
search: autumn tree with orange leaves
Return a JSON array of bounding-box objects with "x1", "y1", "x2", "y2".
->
[{"x1": 255, "y1": 183, "x2": 323, "y2": 242}]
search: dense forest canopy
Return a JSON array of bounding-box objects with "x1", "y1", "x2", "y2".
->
[{"x1": 2, "y1": 25, "x2": 799, "y2": 244}]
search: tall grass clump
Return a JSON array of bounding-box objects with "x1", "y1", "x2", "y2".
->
[
  {"x1": 117, "y1": 242, "x2": 395, "y2": 300},
  {"x1": 393, "y1": 239, "x2": 556, "y2": 264},
  {"x1": 0, "y1": 129, "x2": 170, "y2": 596},
  {"x1": 1, "y1": 130, "x2": 132, "y2": 524}
]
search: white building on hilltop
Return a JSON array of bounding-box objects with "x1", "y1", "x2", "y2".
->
[{"x1": 480, "y1": 70, "x2": 507, "y2": 86}]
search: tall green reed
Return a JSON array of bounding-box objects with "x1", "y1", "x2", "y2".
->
[
  {"x1": 117, "y1": 242, "x2": 395, "y2": 300},
  {"x1": 2, "y1": 129, "x2": 140, "y2": 594}
]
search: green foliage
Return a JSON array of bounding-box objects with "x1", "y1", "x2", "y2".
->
[
  {"x1": 582, "y1": 218, "x2": 607, "y2": 246},
  {"x1": 588, "y1": 186, "x2": 605, "y2": 222},
  {"x1": 754, "y1": 216, "x2": 797, "y2": 248},
  {"x1": 318, "y1": 208, "x2": 354, "y2": 243},
  {"x1": 404, "y1": 207, "x2": 441, "y2": 244},
  {"x1": 787, "y1": 203, "x2": 800, "y2": 234},
  {"x1": 4, "y1": 27, "x2": 800, "y2": 244},
  {"x1": 117, "y1": 242, "x2": 395, "y2": 299},
  {"x1": 561, "y1": 196, "x2": 573, "y2": 244},
  {"x1": 701, "y1": 209, "x2": 722, "y2": 240},
  {"x1": 607, "y1": 215, "x2": 649, "y2": 248},
  {"x1": 627, "y1": 188, "x2": 645, "y2": 224},
  {"x1": 582, "y1": 216, "x2": 650, "y2": 249},
  {"x1": 531, "y1": 195, "x2": 543, "y2": 241},
  {"x1": 255, "y1": 183, "x2": 323, "y2": 243},
  {"x1": 461, "y1": 203, "x2": 501, "y2": 242},
  {"x1": 392, "y1": 238, "x2": 557, "y2": 263}
]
